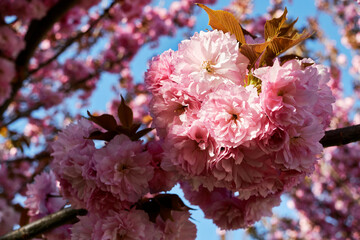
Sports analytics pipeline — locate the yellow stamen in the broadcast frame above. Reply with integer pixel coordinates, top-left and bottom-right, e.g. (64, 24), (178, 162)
(202, 61), (214, 73)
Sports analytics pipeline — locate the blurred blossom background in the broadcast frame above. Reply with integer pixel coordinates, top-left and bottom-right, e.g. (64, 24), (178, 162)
(0, 0), (360, 239)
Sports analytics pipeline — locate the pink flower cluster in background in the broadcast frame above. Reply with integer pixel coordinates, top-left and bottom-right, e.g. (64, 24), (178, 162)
(2, 0), (360, 238)
(145, 29), (335, 229)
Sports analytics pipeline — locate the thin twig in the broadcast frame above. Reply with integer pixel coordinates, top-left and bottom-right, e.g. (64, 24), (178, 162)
(28, 0), (117, 76)
(1, 103), (43, 127)
(0, 72), (99, 128)
(5, 151), (50, 164)
(0, 208), (87, 240)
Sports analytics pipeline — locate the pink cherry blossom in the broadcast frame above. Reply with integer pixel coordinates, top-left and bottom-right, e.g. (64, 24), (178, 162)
(0, 0), (48, 21)
(174, 30), (249, 99)
(146, 140), (179, 193)
(0, 25), (25, 58)
(51, 118), (97, 209)
(210, 149), (283, 199)
(199, 85), (264, 148)
(0, 1), (343, 238)
(255, 58), (333, 128)
(0, 163), (24, 200)
(257, 123), (288, 154)
(25, 170), (66, 217)
(156, 210), (197, 240)
(162, 121), (216, 178)
(350, 55), (360, 76)
(109, 0), (151, 22)
(181, 182), (281, 230)
(92, 209), (162, 240)
(274, 116), (324, 173)
(145, 49), (176, 95)
(149, 82), (201, 138)
(0, 199), (20, 235)
(71, 213), (98, 240)
(94, 135), (154, 203)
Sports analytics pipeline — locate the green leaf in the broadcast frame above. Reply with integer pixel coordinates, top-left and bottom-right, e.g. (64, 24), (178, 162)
(196, 3), (246, 44)
(118, 95), (133, 129)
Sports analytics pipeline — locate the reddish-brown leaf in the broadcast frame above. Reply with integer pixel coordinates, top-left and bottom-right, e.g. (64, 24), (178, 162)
(196, 3), (246, 44)
(240, 42), (269, 69)
(264, 7), (288, 40)
(86, 130), (117, 141)
(115, 125), (131, 136)
(279, 18), (299, 37)
(130, 127), (154, 141)
(118, 95), (133, 129)
(130, 123), (142, 135)
(87, 111), (117, 131)
(259, 31), (312, 66)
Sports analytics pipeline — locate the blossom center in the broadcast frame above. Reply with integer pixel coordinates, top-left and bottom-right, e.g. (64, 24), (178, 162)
(116, 230), (127, 240)
(174, 104), (187, 115)
(202, 61), (214, 73)
(290, 135), (301, 144)
(116, 163), (129, 172)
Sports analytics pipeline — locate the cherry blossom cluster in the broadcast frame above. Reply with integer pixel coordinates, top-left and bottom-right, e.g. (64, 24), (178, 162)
(145, 29), (335, 229)
(2, 0), (359, 238)
(25, 171), (71, 239)
(0, 0), (215, 132)
(248, 62), (360, 239)
(1, 0), (220, 237)
(50, 118), (195, 239)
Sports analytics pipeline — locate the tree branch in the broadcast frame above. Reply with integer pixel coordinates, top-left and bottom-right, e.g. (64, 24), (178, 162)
(28, 0), (117, 76)
(0, 0), (80, 120)
(6, 151), (50, 165)
(0, 208), (87, 240)
(1, 102), (43, 127)
(321, 124), (360, 148)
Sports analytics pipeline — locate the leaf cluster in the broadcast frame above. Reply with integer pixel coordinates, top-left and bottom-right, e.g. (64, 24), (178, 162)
(197, 4), (313, 70)
(86, 96), (153, 142)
